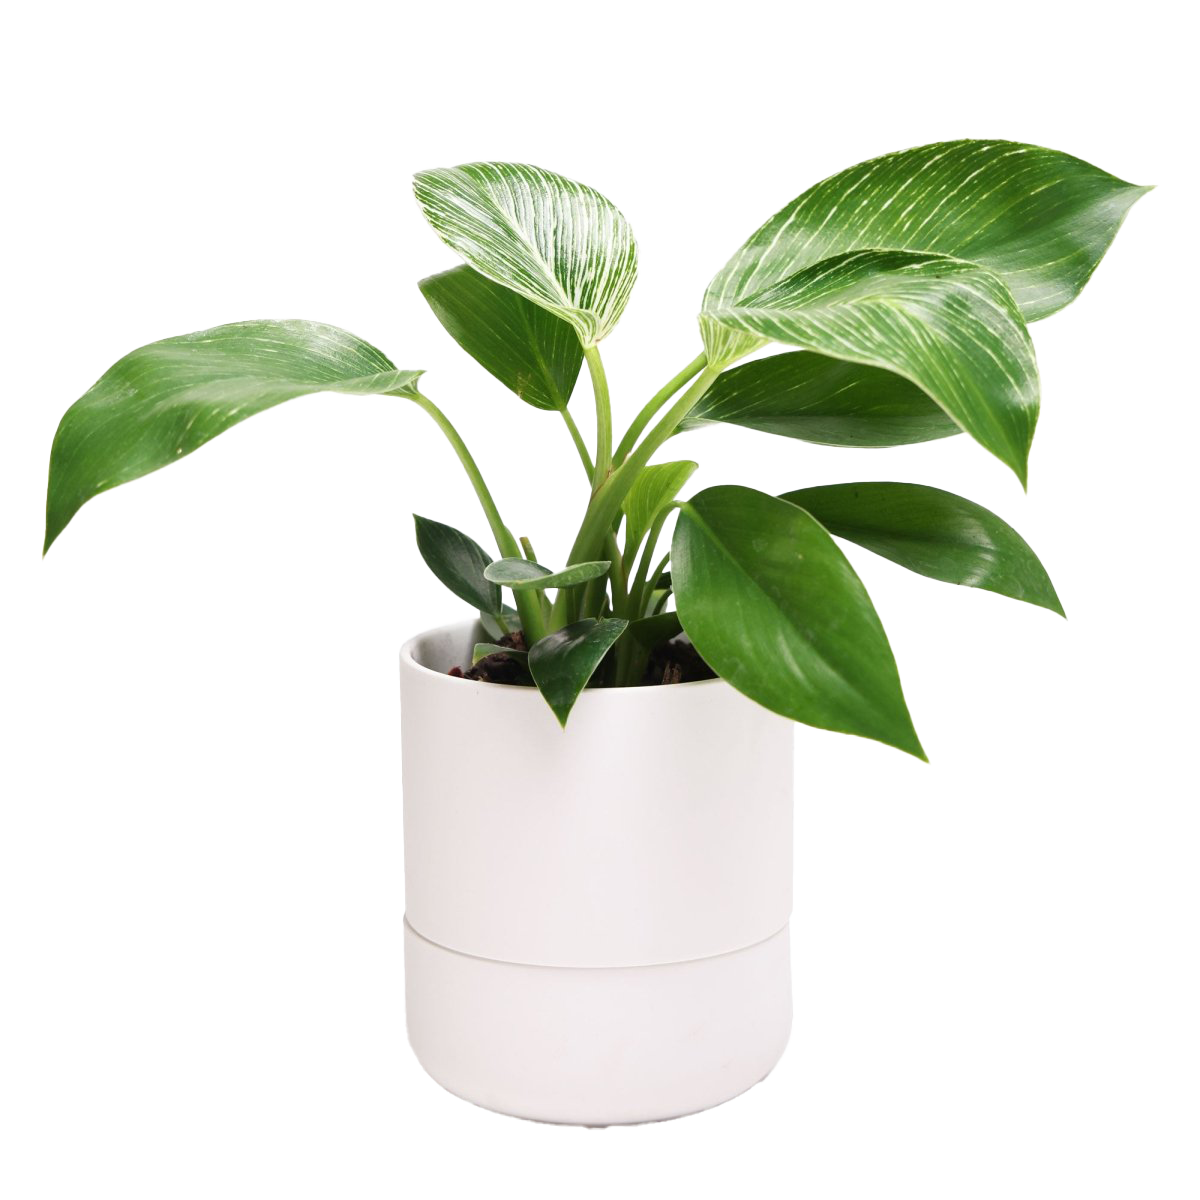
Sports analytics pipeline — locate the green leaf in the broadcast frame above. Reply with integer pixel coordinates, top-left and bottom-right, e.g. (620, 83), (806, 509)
(682, 351), (959, 447)
(413, 162), (638, 346)
(478, 607), (517, 641)
(673, 485), (924, 758)
(781, 482), (1064, 615)
(44, 320), (422, 553)
(622, 460), (698, 551)
(414, 515), (501, 615)
(528, 618), (628, 726)
(472, 642), (529, 665)
(701, 138), (1148, 364)
(483, 558), (611, 591)
(705, 251), (1038, 485)
(627, 611), (682, 647)
(419, 265), (583, 411)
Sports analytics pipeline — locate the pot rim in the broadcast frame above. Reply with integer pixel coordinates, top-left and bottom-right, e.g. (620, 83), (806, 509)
(401, 618), (725, 701)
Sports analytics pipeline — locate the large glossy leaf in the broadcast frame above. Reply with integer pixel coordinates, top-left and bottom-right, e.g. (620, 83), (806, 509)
(706, 250), (1038, 484)
(414, 515), (502, 614)
(622, 460), (698, 551)
(701, 138), (1148, 364)
(781, 482), (1063, 615)
(413, 162), (637, 346)
(45, 320), (422, 553)
(682, 350), (959, 447)
(484, 558), (610, 591)
(528, 618), (628, 726)
(419, 265), (582, 411)
(673, 485), (923, 758)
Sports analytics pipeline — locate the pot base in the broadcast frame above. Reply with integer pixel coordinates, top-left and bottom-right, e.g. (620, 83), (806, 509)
(404, 919), (792, 1126)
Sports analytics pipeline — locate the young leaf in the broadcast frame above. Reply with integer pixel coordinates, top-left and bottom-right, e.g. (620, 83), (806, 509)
(414, 515), (502, 615)
(472, 643), (529, 665)
(413, 162), (638, 346)
(483, 557), (610, 591)
(682, 351), (959, 447)
(528, 618), (628, 726)
(419, 265), (583, 411)
(701, 139), (1149, 365)
(478, 607), (518, 641)
(44, 321), (422, 553)
(781, 482), (1064, 615)
(705, 251), (1038, 485)
(673, 485), (924, 758)
(622, 461), (698, 552)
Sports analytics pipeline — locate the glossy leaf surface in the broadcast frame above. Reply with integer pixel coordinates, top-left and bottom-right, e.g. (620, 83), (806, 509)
(702, 139), (1148, 364)
(705, 251), (1038, 484)
(414, 515), (501, 615)
(683, 350), (959, 447)
(622, 460), (698, 551)
(45, 321), (421, 552)
(782, 482), (1064, 614)
(673, 485), (923, 757)
(413, 162), (637, 346)
(419, 265), (582, 411)
(528, 618), (628, 726)
(484, 557), (610, 591)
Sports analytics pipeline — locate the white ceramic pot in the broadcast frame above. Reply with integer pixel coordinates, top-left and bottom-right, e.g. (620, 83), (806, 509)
(400, 620), (794, 1125)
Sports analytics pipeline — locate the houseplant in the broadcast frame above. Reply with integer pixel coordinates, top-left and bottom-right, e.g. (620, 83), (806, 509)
(44, 141), (1146, 1124)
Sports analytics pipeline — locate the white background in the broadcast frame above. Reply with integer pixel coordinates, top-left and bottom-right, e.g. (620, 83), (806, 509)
(2, 3), (1195, 1197)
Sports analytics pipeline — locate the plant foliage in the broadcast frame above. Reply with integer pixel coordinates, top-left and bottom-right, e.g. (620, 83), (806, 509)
(45, 143), (1146, 751)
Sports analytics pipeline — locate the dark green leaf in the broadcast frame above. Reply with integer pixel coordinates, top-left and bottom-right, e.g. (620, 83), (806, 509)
(419, 265), (583, 411)
(622, 460), (698, 551)
(528, 618), (628, 726)
(484, 557), (610, 590)
(782, 482), (1064, 615)
(702, 139), (1148, 364)
(472, 642), (529, 665)
(705, 251), (1038, 484)
(683, 351), (959, 447)
(627, 611), (682, 647)
(45, 320), (422, 553)
(673, 485), (924, 758)
(414, 515), (502, 614)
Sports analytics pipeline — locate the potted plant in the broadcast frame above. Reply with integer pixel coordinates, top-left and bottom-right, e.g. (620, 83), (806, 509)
(44, 140), (1146, 1125)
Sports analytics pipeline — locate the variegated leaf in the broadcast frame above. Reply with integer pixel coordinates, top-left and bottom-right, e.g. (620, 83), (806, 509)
(413, 162), (637, 346)
(706, 250), (1038, 484)
(701, 139), (1148, 364)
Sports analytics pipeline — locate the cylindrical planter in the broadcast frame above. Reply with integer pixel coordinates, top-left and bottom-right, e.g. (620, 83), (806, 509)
(400, 620), (794, 1125)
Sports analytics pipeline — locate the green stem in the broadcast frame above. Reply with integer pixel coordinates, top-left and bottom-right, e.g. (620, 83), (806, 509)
(628, 506), (671, 617)
(560, 407), (594, 478)
(550, 364), (722, 628)
(584, 344), (612, 489)
(613, 351), (707, 465)
(410, 392), (545, 642)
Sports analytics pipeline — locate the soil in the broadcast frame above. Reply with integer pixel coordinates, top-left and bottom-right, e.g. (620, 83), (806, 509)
(448, 630), (716, 688)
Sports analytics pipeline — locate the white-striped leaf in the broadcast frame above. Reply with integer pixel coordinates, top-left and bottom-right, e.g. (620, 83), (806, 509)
(707, 250), (1038, 484)
(45, 321), (422, 552)
(701, 139), (1148, 365)
(413, 162), (637, 347)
